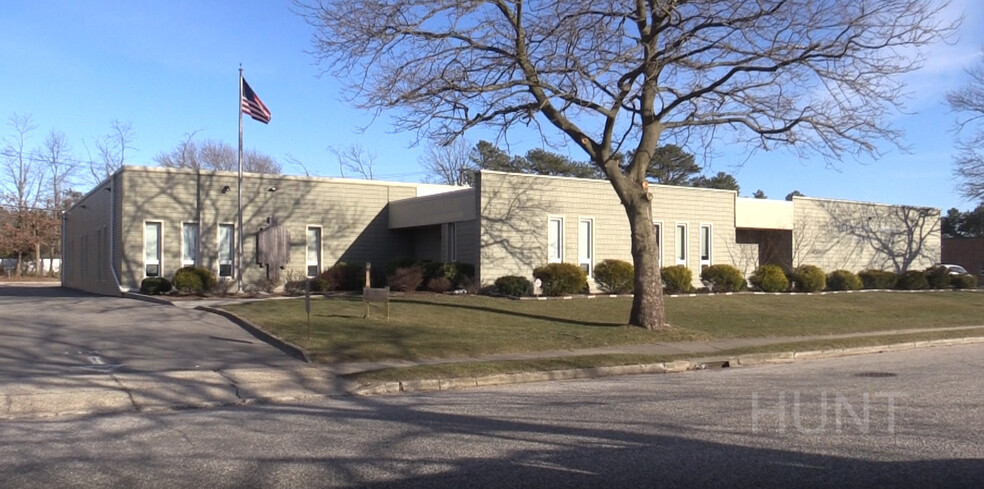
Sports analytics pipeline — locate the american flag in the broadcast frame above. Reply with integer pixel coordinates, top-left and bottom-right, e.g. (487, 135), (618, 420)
(241, 78), (271, 124)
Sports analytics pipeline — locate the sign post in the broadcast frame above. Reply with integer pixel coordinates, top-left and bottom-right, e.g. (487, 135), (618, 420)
(305, 279), (311, 342)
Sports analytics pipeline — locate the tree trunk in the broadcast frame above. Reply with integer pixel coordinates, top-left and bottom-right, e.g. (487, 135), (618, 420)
(15, 253), (23, 277)
(624, 195), (668, 330)
(34, 242), (42, 277)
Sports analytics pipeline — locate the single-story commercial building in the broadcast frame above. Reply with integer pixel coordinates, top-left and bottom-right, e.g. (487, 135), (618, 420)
(62, 166), (941, 295)
(942, 237), (984, 284)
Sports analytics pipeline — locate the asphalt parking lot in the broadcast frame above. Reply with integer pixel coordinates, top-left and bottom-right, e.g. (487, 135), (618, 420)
(0, 283), (301, 379)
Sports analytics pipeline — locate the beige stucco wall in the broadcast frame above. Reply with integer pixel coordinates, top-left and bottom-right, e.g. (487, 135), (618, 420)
(111, 166), (453, 291)
(475, 171), (737, 287)
(61, 173), (123, 295)
(735, 197), (794, 229)
(792, 196), (941, 273)
(389, 189), (475, 229)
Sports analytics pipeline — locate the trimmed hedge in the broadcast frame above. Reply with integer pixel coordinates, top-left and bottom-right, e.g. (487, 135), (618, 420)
(661, 265), (693, 294)
(827, 270), (862, 291)
(172, 266), (217, 294)
(592, 259), (634, 294)
(700, 264), (746, 292)
(140, 277), (172, 295)
(791, 265), (826, 292)
(896, 270), (928, 290)
(925, 266), (951, 289)
(859, 269), (898, 290)
(750, 264), (789, 292)
(951, 273), (978, 289)
(494, 275), (531, 297)
(533, 263), (588, 296)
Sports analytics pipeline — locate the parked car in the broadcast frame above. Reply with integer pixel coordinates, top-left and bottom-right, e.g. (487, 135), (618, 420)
(940, 264), (971, 275)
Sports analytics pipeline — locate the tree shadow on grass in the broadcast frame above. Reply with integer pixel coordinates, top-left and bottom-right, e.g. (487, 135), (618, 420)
(389, 297), (628, 328)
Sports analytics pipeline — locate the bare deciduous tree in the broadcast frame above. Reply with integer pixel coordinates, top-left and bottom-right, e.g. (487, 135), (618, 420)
(330, 144), (376, 179)
(2, 113), (42, 210)
(298, 0), (954, 329)
(420, 138), (474, 185)
(948, 52), (984, 202)
(91, 119), (136, 181)
(39, 129), (77, 210)
(156, 136), (282, 174)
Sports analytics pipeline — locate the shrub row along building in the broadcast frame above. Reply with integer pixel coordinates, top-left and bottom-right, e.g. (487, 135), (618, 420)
(62, 166), (941, 295)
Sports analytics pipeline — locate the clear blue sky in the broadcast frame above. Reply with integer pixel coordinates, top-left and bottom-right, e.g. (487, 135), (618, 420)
(1, 0), (981, 211)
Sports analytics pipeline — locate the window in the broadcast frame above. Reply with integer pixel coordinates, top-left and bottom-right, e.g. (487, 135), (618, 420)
(653, 222), (663, 267)
(182, 223), (199, 266)
(675, 223), (687, 266)
(446, 222), (457, 262)
(700, 224), (712, 269)
(218, 224), (234, 278)
(578, 218), (593, 276)
(145, 222), (162, 277)
(306, 226), (322, 277)
(547, 217), (563, 263)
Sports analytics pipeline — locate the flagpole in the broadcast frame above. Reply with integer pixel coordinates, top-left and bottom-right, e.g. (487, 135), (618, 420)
(237, 65), (245, 294)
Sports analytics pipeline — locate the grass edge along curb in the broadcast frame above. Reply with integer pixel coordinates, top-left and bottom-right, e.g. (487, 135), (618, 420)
(343, 335), (984, 396)
(196, 306), (312, 363)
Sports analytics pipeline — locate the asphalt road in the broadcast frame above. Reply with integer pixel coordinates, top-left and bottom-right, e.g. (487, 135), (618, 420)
(0, 284), (300, 378)
(1, 342), (982, 488)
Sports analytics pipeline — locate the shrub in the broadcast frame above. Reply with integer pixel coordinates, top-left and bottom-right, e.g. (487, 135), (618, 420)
(925, 266), (951, 289)
(140, 277), (172, 295)
(592, 259), (634, 294)
(826, 270), (862, 291)
(660, 265), (693, 294)
(283, 279), (319, 296)
(458, 275), (480, 294)
(750, 264), (789, 292)
(494, 275), (531, 296)
(319, 263), (364, 291)
(533, 263), (588, 296)
(453, 262), (476, 282)
(791, 265), (826, 292)
(896, 270), (928, 290)
(858, 269), (898, 290)
(386, 257), (418, 275)
(387, 266), (424, 292)
(172, 266), (217, 294)
(427, 276), (452, 293)
(420, 261), (475, 286)
(700, 264), (747, 292)
(951, 273), (978, 289)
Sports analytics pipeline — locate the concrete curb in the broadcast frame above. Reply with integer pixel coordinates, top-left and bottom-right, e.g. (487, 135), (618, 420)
(196, 306), (311, 363)
(344, 336), (984, 396)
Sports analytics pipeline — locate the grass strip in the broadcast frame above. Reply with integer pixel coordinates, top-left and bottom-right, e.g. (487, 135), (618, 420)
(344, 327), (984, 383)
(222, 291), (984, 363)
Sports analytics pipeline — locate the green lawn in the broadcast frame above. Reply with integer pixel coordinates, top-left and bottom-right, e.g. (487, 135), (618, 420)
(221, 291), (984, 364)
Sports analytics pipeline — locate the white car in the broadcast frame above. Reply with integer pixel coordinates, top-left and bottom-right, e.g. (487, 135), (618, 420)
(940, 264), (971, 275)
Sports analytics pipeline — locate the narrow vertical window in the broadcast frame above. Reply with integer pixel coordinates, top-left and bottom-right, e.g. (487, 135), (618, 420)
(218, 224), (234, 278)
(446, 222), (457, 262)
(676, 223), (687, 266)
(145, 222), (161, 277)
(548, 217), (563, 263)
(182, 223), (199, 266)
(700, 224), (712, 269)
(578, 219), (593, 276)
(306, 226), (322, 277)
